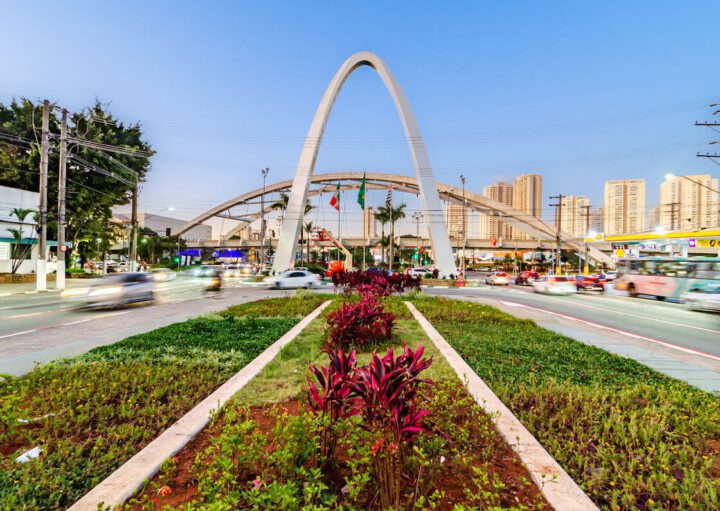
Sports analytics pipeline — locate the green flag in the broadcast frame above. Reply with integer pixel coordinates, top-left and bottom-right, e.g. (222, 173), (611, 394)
(357, 173), (366, 209)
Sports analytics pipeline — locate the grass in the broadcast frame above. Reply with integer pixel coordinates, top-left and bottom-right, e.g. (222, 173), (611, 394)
(412, 296), (720, 511)
(0, 294), (327, 510)
(122, 303), (548, 510)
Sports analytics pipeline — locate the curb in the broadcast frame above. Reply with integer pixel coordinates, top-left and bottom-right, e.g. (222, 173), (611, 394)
(68, 300), (332, 511)
(405, 301), (599, 511)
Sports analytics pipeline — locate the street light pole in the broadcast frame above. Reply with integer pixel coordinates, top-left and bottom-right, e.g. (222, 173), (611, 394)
(260, 167), (269, 265)
(460, 175), (467, 275)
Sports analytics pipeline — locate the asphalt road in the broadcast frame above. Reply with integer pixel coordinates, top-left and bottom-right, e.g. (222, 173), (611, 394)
(0, 278), (292, 376)
(427, 283), (720, 392)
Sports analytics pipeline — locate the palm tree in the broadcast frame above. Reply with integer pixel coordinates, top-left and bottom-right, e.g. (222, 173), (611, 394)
(303, 221), (314, 265)
(269, 192), (314, 265)
(386, 204), (406, 270)
(373, 207), (391, 263)
(8, 208), (38, 274)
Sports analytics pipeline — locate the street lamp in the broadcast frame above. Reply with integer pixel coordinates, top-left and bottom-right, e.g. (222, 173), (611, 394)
(260, 167), (270, 265)
(460, 175), (467, 275)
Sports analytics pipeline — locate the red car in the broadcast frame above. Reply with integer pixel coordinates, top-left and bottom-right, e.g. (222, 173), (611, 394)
(574, 275), (605, 292)
(515, 271), (540, 285)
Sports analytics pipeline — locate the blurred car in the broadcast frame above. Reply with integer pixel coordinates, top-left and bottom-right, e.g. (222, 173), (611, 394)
(264, 270), (322, 289)
(82, 273), (155, 308)
(574, 275), (604, 292)
(600, 271), (618, 281)
(224, 265), (242, 278)
(150, 268), (177, 282)
(239, 264), (255, 275)
(515, 271), (540, 286)
(532, 275), (577, 295)
(407, 267), (432, 277)
(193, 265), (215, 277)
(485, 271), (509, 286)
(681, 283), (720, 312)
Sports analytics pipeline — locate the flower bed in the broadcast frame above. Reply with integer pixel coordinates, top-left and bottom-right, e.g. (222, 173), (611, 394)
(0, 294), (327, 510)
(122, 312), (550, 510)
(412, 296), (720, 511)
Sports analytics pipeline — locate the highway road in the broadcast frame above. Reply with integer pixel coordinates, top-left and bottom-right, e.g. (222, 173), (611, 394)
(427, 283), (720, 393)
(0, 278), (283, 376)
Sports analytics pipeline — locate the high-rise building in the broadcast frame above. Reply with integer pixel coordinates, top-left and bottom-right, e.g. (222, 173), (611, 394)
(479, 181), (513, 240)
(659, 174), (719, 230)
(512, 174), (543, 239)
(648, 206), (660, 231)
(554, 195), (590, 238)
(363, 207), (377, 238)
(589, 207), (604, 234)
(604, 179), (646, 235)
(446, 203), (468, 240)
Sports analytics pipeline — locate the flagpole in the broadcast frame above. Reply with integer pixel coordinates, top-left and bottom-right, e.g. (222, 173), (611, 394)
(337, 186), (341, 263)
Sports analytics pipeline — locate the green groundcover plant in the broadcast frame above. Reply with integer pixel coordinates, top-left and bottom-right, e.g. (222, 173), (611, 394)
(0, 294), (326, 510)
(413, 296), (720, 511)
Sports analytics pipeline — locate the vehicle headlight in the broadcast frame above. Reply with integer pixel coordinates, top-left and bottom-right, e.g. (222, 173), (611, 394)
(61, 287), (89, 298)
(88, 286), (123, 297)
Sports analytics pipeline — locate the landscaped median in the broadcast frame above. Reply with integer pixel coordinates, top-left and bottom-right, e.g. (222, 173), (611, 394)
(0, 294), (328, 510)
(117, 275), (554, 510)
(412, 296), (720, 511)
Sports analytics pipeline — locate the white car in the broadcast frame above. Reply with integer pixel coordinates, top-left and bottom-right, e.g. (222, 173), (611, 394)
(681, 283), (720, 312)
(485, 272), (509, 286)
(224, 265), (242, 278)
(264, 270), (321, 289)
(532, 276), (577, 295)
(150, 268), (177, 282)
(82, 273), (155, 308)
(407, 267), (432, 277)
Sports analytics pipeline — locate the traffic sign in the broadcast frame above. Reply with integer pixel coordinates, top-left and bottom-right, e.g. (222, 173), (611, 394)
(60, 245), (68, 252)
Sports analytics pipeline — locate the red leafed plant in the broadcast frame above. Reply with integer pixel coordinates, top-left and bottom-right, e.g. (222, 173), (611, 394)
(308, 349), (360, 467)
(325, 295), (395, 349)
(332, 270), (421, 297)
(307, 343), (434, 509)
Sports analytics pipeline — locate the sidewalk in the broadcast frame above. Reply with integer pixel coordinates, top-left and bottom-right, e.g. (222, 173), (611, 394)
(0, 278), (99, 297)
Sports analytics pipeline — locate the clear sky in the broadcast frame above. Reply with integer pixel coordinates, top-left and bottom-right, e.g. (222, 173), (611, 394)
(2, 1), (718, 236)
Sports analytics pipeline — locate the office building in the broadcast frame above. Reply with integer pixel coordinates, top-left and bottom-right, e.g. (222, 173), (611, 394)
(446, 203), (468, 240)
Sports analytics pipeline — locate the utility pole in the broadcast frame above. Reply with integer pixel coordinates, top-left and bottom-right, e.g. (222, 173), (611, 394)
(36, 100), (50, 291)
(260, 167), (269, 265)
(130, 179), (139, 271)
(549, 194), (565, 274)
(460, 174), (467, 276)
(56, 108), (68, 290)
(666, 201), (680, 231)
(580, 204), (590, 276)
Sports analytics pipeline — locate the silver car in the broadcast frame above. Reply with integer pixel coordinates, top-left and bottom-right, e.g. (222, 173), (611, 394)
(682, 283), (720, 312)
(83, 273), (155, 308)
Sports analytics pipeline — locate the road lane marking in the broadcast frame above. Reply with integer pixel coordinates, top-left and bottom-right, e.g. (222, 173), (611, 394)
(0, 329), (37, 339)
(498, 299), (720, 362)
(62, 318), (93, 326)
(499, 301), (526, 307)
(6, 308), (74, 320)
(529, 294), (719, 334)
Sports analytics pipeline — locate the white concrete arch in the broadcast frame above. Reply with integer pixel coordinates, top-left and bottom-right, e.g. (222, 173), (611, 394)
(270, 51), (458, 276)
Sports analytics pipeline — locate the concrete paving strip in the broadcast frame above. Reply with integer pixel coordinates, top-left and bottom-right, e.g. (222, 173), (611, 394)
(68, 299), (331, 511)
(405, 301), (599, 511)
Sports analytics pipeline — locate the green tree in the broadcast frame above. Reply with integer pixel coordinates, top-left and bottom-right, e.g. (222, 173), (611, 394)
(303, 221), (314, 266)
(0, 98), (154, 267)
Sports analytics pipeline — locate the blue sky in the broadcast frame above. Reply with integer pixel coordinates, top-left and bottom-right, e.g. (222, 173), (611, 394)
(2, 1), (718, 235)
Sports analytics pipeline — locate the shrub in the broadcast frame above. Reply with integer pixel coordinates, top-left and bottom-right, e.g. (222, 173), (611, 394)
(332, 270), (421, 297)
(307, 343), (434, 509)
(325, 295), (395, 349)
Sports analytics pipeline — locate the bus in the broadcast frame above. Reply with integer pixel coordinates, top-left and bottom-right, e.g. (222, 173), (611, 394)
(613, 257), (720, 300)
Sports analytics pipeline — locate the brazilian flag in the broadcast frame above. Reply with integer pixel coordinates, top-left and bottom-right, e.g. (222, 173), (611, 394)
(357, 173), (366, 209)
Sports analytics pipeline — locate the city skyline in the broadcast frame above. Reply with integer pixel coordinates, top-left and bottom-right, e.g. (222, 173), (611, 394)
(3, 2), (719, 231)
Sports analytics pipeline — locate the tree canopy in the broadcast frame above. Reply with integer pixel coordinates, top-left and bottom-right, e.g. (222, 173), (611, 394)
(0, 98), (154, 263)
